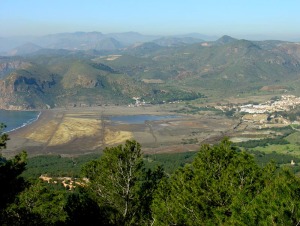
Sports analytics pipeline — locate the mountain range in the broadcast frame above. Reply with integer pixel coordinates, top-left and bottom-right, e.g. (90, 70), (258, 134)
(1, 33), (300, 110)
(0, 31), (217, 54)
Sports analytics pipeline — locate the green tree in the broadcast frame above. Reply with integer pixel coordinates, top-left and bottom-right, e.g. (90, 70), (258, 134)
(0, 123), (67, 226)
(229, 169), (300, 225)
(0, 123), (9, 152)
(82, 140), (165, 225)
(0, 151), (28, 226)
(6, 181), (68, 225)
(64, 191), (112, 226)
(0, 123), (28, 225)
(151, 138), (276, 225)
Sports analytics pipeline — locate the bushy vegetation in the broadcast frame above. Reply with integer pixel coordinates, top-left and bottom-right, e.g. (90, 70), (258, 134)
(143, 89), (205, 104)
(248, 149), (300, 166)
(237, 137), (290, 148)
(22, 146), (300, 179)
(23, 151), (197, 179)
(22, 154), (101, 179)
(236, 126), (293, 149)
(280, 106), (300, 121)
(171, 104), (222, 115)
(144, 151), (197, 173)
(2, 123), (300, 225)
(151, 139), (300, 225)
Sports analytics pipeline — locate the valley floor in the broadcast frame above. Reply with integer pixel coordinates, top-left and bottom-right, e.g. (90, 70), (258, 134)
(3, 104), (237, 157)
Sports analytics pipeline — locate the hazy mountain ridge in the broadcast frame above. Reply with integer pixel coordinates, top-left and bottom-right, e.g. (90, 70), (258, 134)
(153, 37), (204, 47)
(1, 35), (300, 109)
(101, 36), (300, 93)
(0, 31), (217, 54)
(6, 43), (42, 56)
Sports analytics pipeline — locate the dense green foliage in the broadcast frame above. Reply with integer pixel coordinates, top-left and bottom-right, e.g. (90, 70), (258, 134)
(171, 104), (222, 115)
(237, 136), (290, 148)
(4, 181), (68, 225)
(152, 139), (300, 225)
(144, 151), (197, 173)
(21, 140), (299, 179)
(2, 129), (300, 225)
(22, 151), (197, 179)
(280, 106), (300, 121)
(0, 124), (28, 224)
(0, 123), (9, 150)
(82, 140), (165, 225)
(143, 90), (205, 104)
(237, 126), (293, 148)
(22, 154), (101, 179)
(249, 149), (300, 166)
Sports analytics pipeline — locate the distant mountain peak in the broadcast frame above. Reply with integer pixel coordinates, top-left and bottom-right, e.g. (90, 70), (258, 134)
(216, 35), (238, 44)
(94, 37), (123, 50)
(7, 42), (42, 56)
(153, 37), (204, 46)
(132, 42), (161, 49)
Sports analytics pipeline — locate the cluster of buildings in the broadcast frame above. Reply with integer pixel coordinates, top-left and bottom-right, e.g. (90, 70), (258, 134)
(127, 97), (183, 107)
(214, 95), (300, 127)
(128, 97), (146, 107)
(240, 95), (300, 114)
(215, 95), (300, 115)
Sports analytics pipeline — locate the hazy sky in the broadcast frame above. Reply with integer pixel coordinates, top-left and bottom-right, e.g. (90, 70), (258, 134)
(1, 0), (300, 40)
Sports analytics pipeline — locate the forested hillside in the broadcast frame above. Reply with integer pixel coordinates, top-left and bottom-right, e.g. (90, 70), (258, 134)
(1, 124), (300, 225)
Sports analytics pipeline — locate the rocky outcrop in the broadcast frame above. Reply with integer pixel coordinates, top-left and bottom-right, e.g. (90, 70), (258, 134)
(12, 75), (55, 93)
(280, 43), (300, 61)
(0, 72), (57, 110)
(0, 61), (31, 78)
(63, 74), (100, 89)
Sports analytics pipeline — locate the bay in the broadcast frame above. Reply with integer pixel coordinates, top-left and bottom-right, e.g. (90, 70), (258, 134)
(0, 110), (40, 133)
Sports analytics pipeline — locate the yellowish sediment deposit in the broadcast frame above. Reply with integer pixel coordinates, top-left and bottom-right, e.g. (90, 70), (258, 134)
(26, 120), (59, 143)
(25, 112), (132, 147)
(48, 117), (101, 146)
(105, 129), (133, 146)
(26, 115), (101, 146)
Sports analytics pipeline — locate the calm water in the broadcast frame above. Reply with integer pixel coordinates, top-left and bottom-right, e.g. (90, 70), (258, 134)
(0, 110), (40, 132)
(109, 115), (179, 124)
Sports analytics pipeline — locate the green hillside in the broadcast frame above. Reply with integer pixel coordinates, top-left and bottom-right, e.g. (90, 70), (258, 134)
(1, 37), (300, 109)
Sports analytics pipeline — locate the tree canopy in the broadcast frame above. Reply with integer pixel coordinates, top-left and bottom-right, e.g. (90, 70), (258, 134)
(0, 123), (28, 225)
(82, 140), (165, 225)
(152, 138), (300, 225)
(1, 133), (300, 225)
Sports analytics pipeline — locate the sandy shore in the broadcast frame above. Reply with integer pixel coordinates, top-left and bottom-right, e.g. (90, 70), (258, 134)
(8, 110), (54, 137)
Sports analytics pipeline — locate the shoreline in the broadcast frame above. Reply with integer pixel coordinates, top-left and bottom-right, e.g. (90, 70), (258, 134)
(6, 111), (42, 134)
(8, 110), (53, 137)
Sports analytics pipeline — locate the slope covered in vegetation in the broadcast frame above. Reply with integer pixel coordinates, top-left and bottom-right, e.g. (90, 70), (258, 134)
(2, 122), (300, 225)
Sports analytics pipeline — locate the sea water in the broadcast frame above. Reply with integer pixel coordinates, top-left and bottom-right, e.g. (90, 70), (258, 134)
(0, 110), (40, 133)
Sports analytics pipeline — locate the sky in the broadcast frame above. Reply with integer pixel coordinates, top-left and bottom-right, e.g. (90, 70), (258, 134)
(1, 0), (300, 40)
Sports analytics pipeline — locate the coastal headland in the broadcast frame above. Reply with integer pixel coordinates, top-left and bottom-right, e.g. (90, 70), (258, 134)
(3, 105), (237, 157)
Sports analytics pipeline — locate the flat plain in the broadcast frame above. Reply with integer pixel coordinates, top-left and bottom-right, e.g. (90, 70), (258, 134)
(4, 104), (237, 157)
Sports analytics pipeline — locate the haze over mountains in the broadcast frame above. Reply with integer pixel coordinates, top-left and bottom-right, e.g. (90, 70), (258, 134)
(1, 31), (300, 110)
(0, 32), (218, 54)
